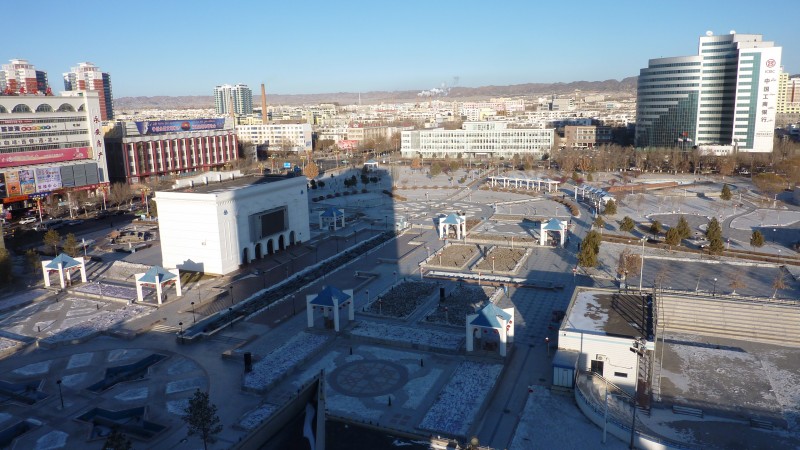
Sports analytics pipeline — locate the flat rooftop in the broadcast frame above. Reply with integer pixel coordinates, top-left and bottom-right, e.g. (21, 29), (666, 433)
(563, 289), (650, 339)
(167, 174), (297, 195)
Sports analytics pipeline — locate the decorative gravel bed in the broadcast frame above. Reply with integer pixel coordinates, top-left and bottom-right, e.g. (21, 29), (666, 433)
(473, 247), (528, 273)
(243, 332), (331, 391)
(366, 281), (435, 318)
(238, 403), (280, 430)
(418, 361), (503, 437)
(430, 244), (479, 269)
(39, 302), (151, 345)
(73, 282), (152, 301)
(424, 285), (496, 327)
(350, 321), (463, 351)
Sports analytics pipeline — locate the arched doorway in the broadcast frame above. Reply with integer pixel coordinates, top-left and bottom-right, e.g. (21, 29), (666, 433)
(242, 248), (250, 264)
(267, 239), (274, 255)
(278, 235), (285, 251)
(290, 231), (296, 246)
(255, 243), (262, 259)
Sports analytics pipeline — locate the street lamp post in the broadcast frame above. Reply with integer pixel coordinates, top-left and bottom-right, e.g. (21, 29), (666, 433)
(638, 238), (645, 292)
(629, 339), (646, 449)
(713, 278), (718, 297)
(190, 301), (196, 323)
(228, 307), (234, 329)
(491, 256), (495, 273)
(178, 322), (183, 343)
(56, 379), (64, 409)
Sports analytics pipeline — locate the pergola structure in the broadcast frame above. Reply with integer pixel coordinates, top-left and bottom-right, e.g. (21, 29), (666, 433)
(487, 176), (559, 192)
(135, 266), (182, 304)
(319, 207), (345, 231)
(41, 253), (87, 288)
(540, 218), (568, 247)
(466, 303), (515, 356)
(306, 285), (354, 332)
(575, 185), (614, 204)
(438, 213), (467, 240)
(364, 159), (379, 171)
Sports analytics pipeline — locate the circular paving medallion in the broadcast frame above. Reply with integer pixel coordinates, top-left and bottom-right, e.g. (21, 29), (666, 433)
(329, 360), (408, 397)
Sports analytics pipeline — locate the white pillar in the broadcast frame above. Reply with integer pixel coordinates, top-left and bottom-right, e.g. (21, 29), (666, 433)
(57, 263), (65, 288)
(345, 290), (355, 321)
(155, 282), (163, 305)
(333, 302), (340, 332)
(41, 262), (51, 287)
(135, 280), (144, 303)
(540, 224), (546, 246)
(306, 295), (315, 328)
(171, 269), (182, 296)
(499, 327), (507, 357)
(79, 260), (87, 283)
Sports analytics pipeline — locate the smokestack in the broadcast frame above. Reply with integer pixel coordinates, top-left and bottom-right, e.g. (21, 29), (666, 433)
(261, 83), (268, 124)
(229, 92), (235, 119)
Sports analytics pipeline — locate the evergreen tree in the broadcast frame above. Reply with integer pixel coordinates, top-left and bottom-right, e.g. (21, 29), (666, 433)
(593, 216), (605, 230)
(63, 233), (80, 258)
(675, 216), (691, 240)
(0, 248), (12, 284)
(619, 216), (635, 232)
(706, 218), (722, 241)
(183, 389), (223, 450)
(603, 199), (617, 215)
(664, 228), (682, 247)
(43, 229), (61, 255)
(578, 230), (602, 268)
(720, 184), (732, 201)
(708, 237), (725, 255)
(649, 220), (662, 237)
(103, 428), (132, 450)
(750, 230), (765, 248)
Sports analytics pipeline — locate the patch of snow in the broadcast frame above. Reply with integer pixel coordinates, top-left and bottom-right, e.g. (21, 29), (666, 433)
(167, 359), (199, 376)
(35, 430), (68, 450)
(326, 391), (383, 422)
(0, 412), (11, 424)
(239, 403), (279, 430)
(0, 289), (47, 311)
(0, 337), (23, 352)
(760, 350), (800, 430)
(114, 387), (149, 401)
(291, 351), (340, 388)
(402, 368), (442, 410)
(60, 372), (87, 387)
(166, 399), (189, 416)
(13, 360), (51, 376)
(419, 361), (502, 436)
(66, 353), (93, 369)
(243, 332), (330, 391)
(107, 348), (147, 362)
(165, 377), (204, 394)
(350, 322), (462, 351)
(564, 291), (607, 333)
(39, 303), (150, 344)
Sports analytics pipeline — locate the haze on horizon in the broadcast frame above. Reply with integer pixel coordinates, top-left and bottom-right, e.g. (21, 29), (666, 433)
(4, 0), (798, 98)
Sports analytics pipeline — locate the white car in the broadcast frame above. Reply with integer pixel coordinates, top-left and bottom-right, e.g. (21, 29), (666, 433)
(18, 217), (36, 225)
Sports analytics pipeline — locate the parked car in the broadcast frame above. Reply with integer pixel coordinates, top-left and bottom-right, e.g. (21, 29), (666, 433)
(18, 217), (36, 225)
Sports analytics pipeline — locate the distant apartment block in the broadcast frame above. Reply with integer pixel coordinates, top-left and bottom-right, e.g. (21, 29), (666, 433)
(63, 62), (114, 121)
(236, 122), (312, 152)
(564, 125), (612, 149)
(636, 31), (782, 153)
(0, 59), (48, 95)
(346, 124), (388, 142)
(214, 84), (253, 116)
(549, 97), (575, 111)
(401, 122), (554, 159)
(777, 69), (800, 114)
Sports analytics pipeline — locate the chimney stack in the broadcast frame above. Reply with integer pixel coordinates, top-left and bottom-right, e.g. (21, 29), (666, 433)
(261, 83), (268, 124)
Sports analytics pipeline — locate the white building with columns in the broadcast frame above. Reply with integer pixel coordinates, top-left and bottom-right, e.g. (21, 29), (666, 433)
(401, 121), (554, 159)
(155, 172), (310, 275)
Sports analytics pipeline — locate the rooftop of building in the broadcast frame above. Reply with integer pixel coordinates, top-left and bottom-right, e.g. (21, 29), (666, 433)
(164, 172), (301, 195)
(562, 288), (652, 340)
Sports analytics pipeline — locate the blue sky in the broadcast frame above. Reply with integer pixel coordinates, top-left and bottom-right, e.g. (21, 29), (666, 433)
(4, 0), (798, 97)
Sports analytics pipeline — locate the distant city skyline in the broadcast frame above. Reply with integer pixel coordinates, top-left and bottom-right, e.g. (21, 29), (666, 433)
(4, 0), (798, 97)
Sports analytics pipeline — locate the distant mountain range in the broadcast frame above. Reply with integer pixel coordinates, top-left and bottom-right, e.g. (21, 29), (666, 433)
(114, 76), (638, 110)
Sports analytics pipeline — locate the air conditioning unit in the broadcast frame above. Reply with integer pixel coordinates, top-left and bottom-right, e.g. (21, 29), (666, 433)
(595, 354), (606, 361)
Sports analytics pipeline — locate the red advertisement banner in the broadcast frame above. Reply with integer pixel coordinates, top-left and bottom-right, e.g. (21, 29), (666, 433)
(0, 147), (91, 168)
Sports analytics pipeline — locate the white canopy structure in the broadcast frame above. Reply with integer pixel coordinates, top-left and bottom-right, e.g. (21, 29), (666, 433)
(319, 207), (345, 231)
(488, 176), (559, 192)
(41, 253), (87, 288)
(364, 159), (379, 171)
(135, 266), (182, 304)
(306, 285), (354, 332)
(540, 218), (568, 247)
(466, 302), (515, 356)
(575, 185), (614, 204)
(438, 213), (467, 240)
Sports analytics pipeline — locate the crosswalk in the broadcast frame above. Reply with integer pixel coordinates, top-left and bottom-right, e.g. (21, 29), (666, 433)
(150, 324), (180, 334)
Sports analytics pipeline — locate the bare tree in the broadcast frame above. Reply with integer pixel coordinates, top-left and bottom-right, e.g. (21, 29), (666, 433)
(772, 271), (786, 298)
(729, 273), (746, 295)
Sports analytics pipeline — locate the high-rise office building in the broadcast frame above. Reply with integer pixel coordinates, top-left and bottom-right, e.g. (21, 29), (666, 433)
(636, 32), (782, 153)
(63, 62), (114, 121)
(0, 59), (48, 95)
(214, 83), (253, 116)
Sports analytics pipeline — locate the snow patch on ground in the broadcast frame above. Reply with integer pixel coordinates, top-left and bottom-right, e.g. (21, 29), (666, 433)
(291, 351), (340, 388)
(0, 336), (23, 352)
(107, 348), (148, 362)
(166, 359), (200, 376)
(39, 303), (150, 344)
(402, 368), (442, 410)
(13, 360), (51, 376)
(60, 372), (87, 387)
(165, 377), (204, 394)
(0, 289), (47, 311)
(419, 361), (502, 436)
(0, 412), (11, 424)
(114, 387), (149, 401)
(66, 352), (93, 369)
(350, 322), (462, 350)
(35, 430), (68, 450)
(243, 332), (330, 391)
(166, 399), (189, 416)
(238, 403), (279, 430)
(760, 350), (800, 430)
(327, 391), (383, 423)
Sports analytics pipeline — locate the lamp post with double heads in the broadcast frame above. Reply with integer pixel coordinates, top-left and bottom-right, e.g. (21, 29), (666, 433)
(638, 238), (646, 293)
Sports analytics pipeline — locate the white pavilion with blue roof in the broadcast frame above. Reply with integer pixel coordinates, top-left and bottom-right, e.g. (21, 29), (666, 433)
(540, 218), (568, 247)
(318, 207), (345, 231)
(135, 266), (182, 304)
(437, 213), (467, 240)
(41, 253), (87, 288)
(467, 302), (515, 356)
(306, 285), (354, 332)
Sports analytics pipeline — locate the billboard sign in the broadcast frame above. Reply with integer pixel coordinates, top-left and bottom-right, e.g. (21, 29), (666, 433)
(35, 167), (62, 192)
(4, 171), (20, 196)
(283, 162), (292, 168)
(0, 173), (5, 198)
(18, 169), (36, 195)
(0, 146), (91, 168)
(135, 118), (226, 135)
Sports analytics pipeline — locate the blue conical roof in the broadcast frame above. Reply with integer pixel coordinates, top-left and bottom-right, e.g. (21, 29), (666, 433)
(309, 285), (351, 307)
(470, 303), (512, 328)
(45, 253), (81, 270)
(138, 266), (177, 284)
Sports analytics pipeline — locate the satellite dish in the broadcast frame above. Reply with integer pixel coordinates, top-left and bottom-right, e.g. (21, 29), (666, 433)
(705, 30), (713, 36)
(729, 30), (736, 34)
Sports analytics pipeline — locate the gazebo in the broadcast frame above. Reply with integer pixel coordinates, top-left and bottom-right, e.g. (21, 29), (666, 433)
(466, 303), (515, 356)
(319, 207), (345, 231)
(135, 266), (182, 304)
(540, 218), (568, 247)
(364, 159), (379, 171)
(41, 253), (87, 288)
(438, 213), (467, 240)
(306, 285), (354, 332)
